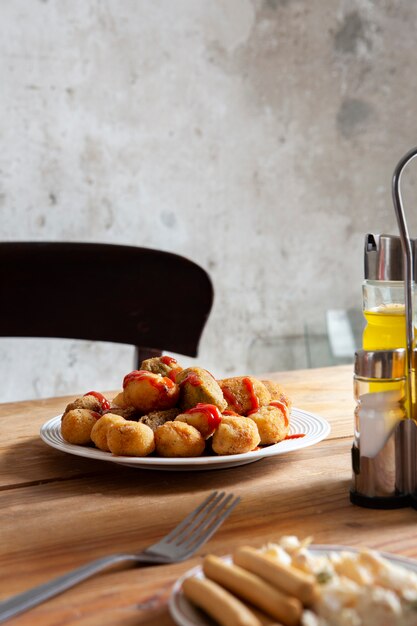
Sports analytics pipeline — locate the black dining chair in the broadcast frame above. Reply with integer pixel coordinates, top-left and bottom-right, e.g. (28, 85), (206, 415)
(0, 242), (214, 368)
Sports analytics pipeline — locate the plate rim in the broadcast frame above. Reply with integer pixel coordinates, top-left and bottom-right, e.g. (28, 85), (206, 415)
(40, 406), (331, 469)
(169, 545), (417, 626)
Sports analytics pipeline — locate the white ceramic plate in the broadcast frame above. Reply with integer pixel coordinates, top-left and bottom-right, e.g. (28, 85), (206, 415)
(169, 546), (417, 626)
(40, 407), (330, 471)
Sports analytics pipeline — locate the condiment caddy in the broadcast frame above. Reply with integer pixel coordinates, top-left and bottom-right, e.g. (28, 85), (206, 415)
(351, 147), (417, 509)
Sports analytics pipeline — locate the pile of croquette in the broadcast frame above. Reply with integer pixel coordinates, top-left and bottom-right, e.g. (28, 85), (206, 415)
(60, 356), (292, 458)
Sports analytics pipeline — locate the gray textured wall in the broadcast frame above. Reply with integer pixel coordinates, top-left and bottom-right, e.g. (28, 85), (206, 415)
(1, 0), (417, 401)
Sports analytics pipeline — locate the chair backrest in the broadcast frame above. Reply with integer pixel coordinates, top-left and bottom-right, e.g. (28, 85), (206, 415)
(0, 242), (214, 367)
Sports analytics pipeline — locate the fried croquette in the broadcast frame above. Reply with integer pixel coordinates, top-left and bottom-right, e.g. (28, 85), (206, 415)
(211, 416), (260, 455)
(154, 421), (205, 457)
(139, 408), (181, 432)
(140, 355), (183, 381)
(83, 391), (111, 411)
(111, 391), (127, 408)
(261, 380), (292, 410)
(122, 370), (180, 412)
(176, 367), (227, 412)
(175, 403), (222, 439)
(246, 405), (289, 445)
(90, 413), (127, 451)
(218, 377), (271, 416)
(107, 421), (155, 457)
(63, 395), (102, 417)
(61, 409), (101, 445)
(103, 406), (140, 420)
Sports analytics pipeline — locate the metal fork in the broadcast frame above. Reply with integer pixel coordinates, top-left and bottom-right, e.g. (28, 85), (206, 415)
(0, 490), (240, 624)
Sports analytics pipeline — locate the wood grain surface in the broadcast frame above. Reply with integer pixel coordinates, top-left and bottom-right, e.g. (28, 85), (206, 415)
(2, 364), (417, 626)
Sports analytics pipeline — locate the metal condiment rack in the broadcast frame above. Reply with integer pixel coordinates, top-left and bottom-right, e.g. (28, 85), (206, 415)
(392, 146), (417, 498)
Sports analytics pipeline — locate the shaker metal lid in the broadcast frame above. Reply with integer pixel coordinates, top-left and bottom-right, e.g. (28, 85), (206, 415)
(354, 348), (406, 379)
(364, 234), (407, 280)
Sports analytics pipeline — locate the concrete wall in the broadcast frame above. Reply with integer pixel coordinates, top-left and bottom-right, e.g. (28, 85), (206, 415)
(1, 0), (417, 401)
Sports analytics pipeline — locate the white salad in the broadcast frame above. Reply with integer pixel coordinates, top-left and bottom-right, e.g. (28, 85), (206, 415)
(264, 536), (417, 626)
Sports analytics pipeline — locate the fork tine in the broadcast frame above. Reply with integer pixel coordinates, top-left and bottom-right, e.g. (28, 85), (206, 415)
(178, 495), (241, 557)
(158, 491), (220, 544)
(172, 492), (232, 545)
(164, 491), (227, 544)
(178, 494), (241, 551)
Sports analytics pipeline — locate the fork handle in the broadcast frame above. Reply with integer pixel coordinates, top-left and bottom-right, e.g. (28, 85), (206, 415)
(0, 553), (138, 624)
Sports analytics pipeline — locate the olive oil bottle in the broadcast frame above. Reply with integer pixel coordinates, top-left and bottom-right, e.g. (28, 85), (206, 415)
(362, 234), (416, 351)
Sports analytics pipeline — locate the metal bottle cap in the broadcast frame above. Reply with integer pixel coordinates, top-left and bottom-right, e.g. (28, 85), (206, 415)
(364, 233), (417, 280)
(354, 349), (406, 379)
(364, 234), (406, 280)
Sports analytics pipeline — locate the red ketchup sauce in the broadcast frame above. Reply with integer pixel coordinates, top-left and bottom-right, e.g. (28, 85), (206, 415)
(222, 409), (240, 416)
(160, 356), (178, 366)
(269, 400), (289, 427)
(242, 377), (260, 412)
(222, 378), (259, 414)
(178, 372), (202, 387)
(185, 403), (222, 429)
(221, 387), (243, 414)
(161, 357), (183, 383)
(123, 370), (176, 390)
(168, 369), (182, 383)
(83, 391), (111, 411)
(268, 400), (303, 439)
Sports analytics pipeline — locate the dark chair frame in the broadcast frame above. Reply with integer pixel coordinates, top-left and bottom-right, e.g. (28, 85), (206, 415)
(0, 242), (214, 368)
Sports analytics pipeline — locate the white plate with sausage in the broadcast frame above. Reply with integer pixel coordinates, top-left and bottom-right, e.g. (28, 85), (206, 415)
(169, 546), (417, 626)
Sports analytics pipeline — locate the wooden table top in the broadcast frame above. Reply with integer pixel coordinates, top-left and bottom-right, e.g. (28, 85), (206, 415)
(2, 364), (417, 625)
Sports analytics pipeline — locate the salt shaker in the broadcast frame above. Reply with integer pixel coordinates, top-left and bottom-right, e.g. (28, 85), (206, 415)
(350, 348), (409, 508)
